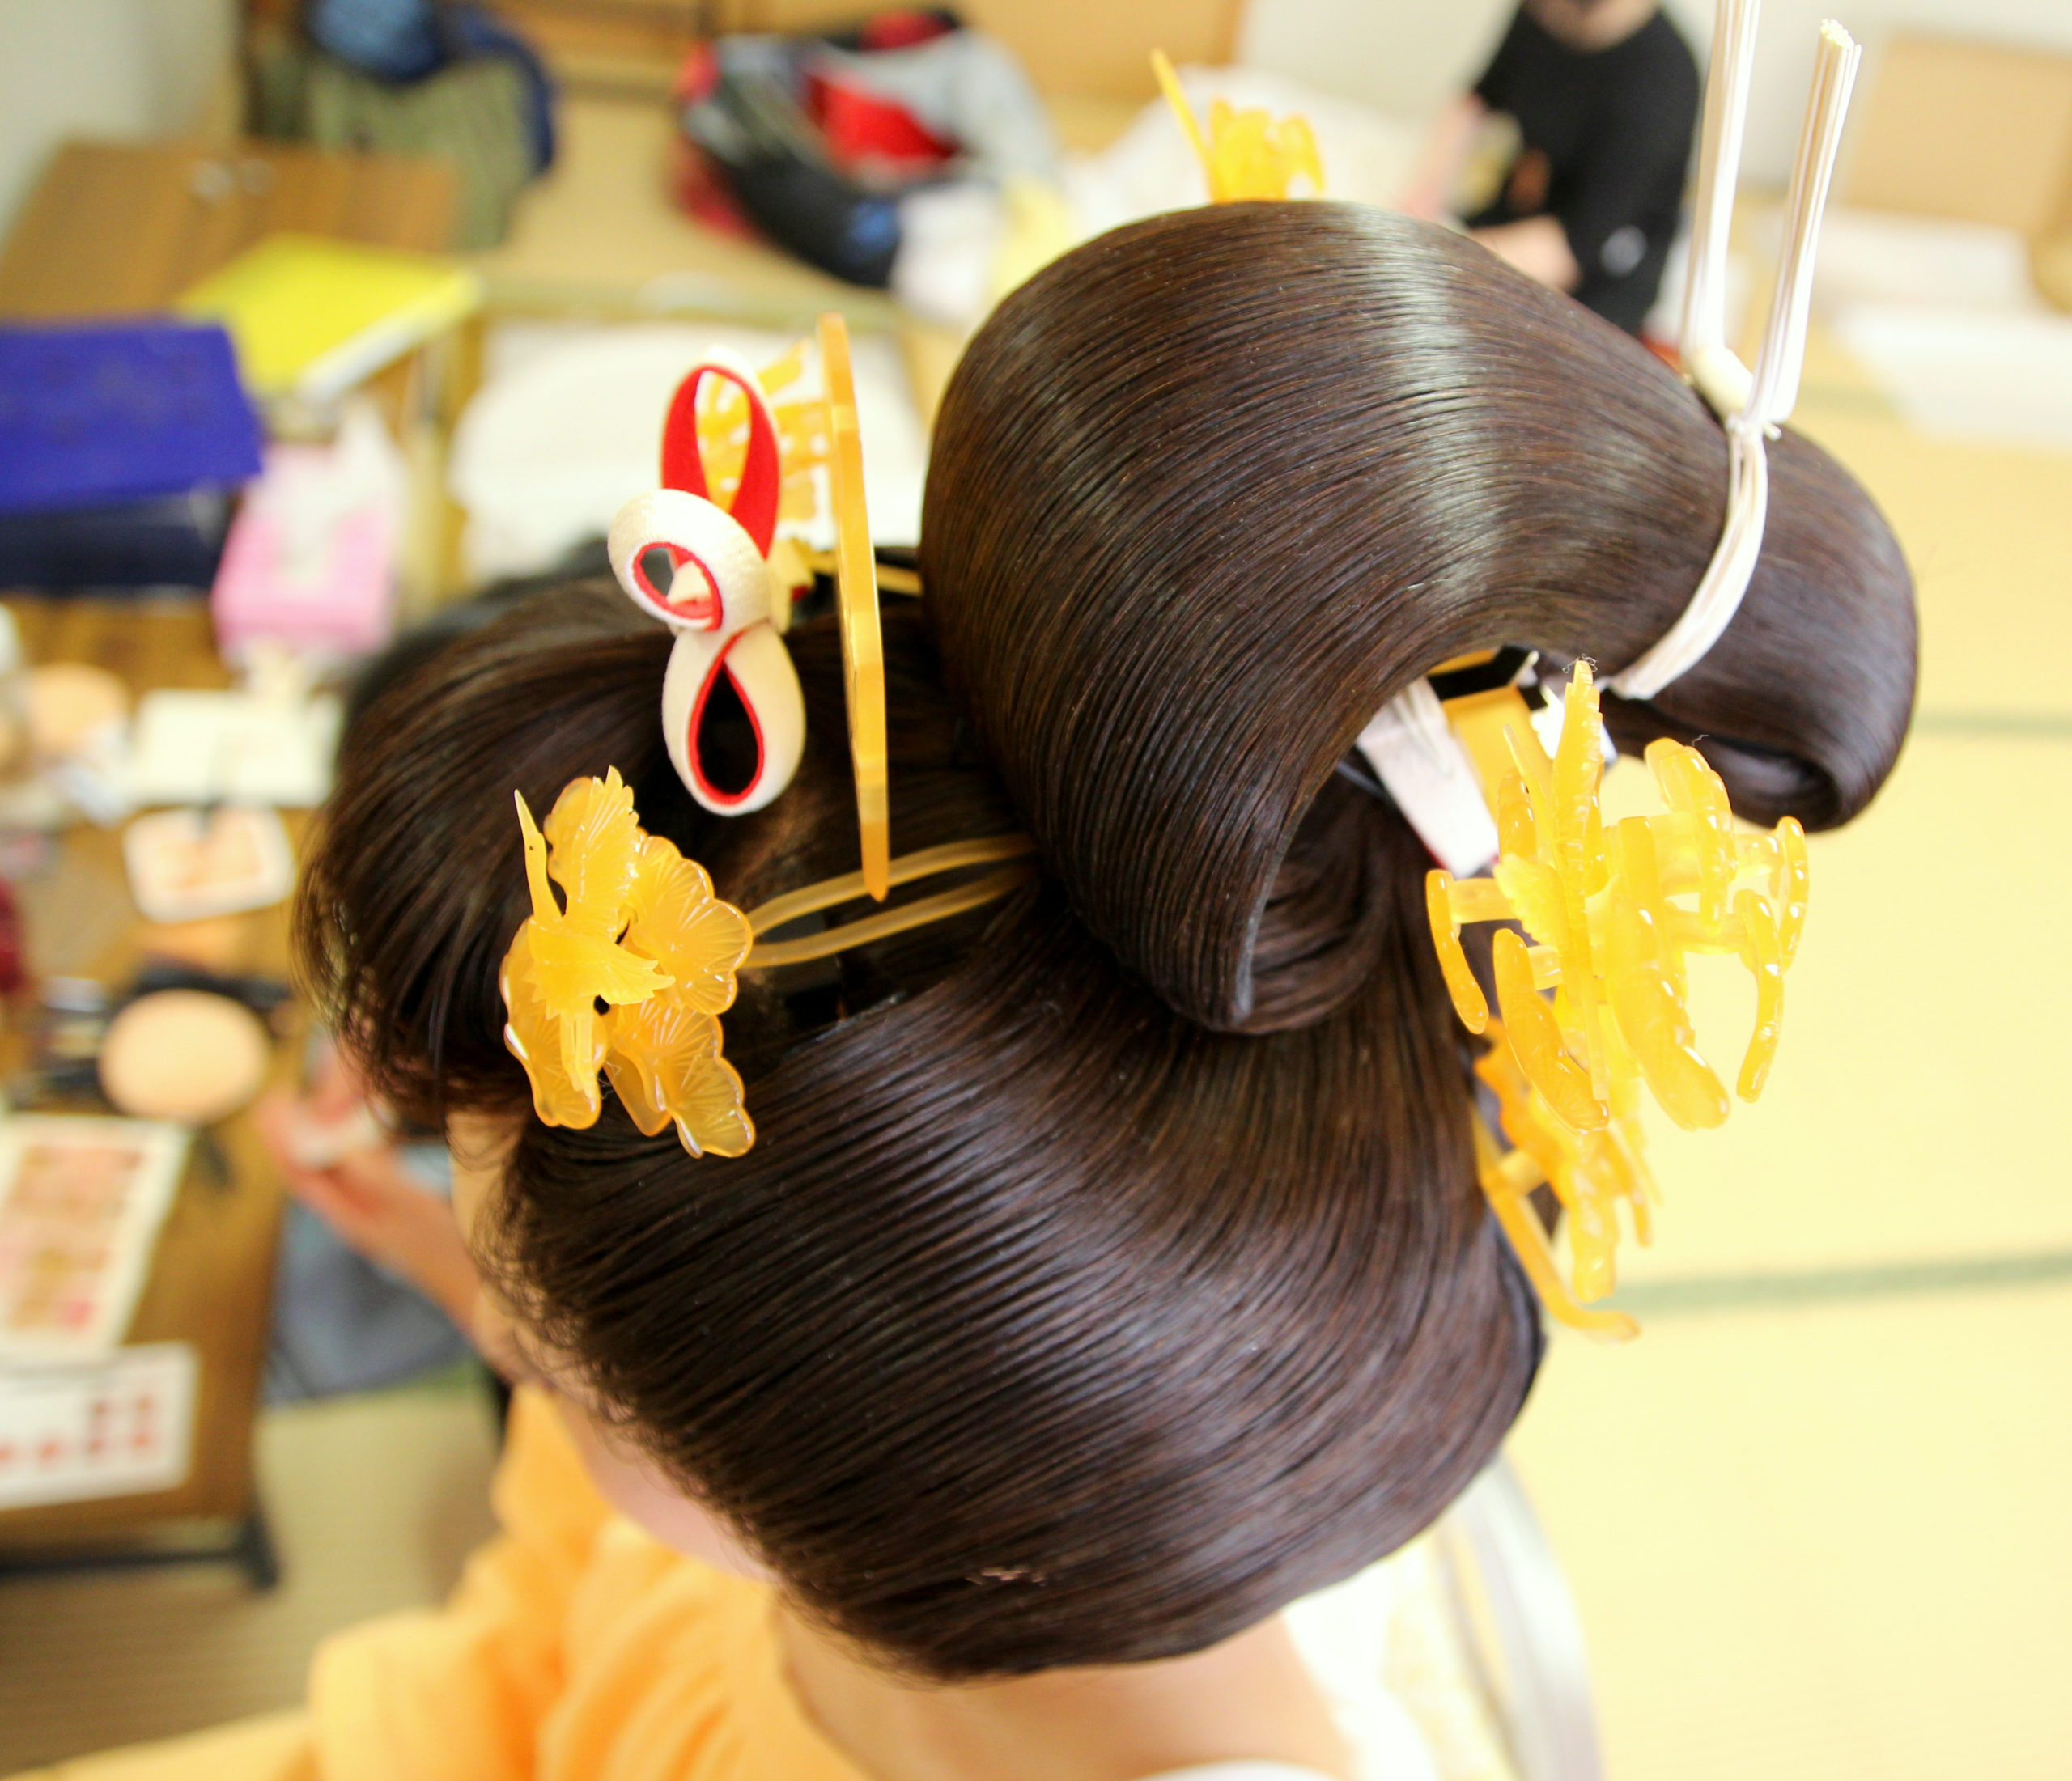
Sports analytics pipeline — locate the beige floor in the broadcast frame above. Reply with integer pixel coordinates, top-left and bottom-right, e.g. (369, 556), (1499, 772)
(4, 87), (2065, 1781)
(0, 1385), (499, 1775)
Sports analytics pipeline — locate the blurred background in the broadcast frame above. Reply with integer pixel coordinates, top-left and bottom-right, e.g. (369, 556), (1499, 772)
(0, 2), (2065, 1779)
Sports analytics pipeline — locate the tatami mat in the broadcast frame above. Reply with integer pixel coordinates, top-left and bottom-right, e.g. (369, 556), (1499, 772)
(0, 1385), (498, 1775)
(1589, 730), (2072, 1283)
(1515, 328), (2072, 1778)
(1509, 1283), (2072, 1781)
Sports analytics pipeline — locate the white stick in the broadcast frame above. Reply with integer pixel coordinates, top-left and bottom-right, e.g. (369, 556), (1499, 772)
(1613, 18), (1862, 702)
(1680, 0), (1763, 378)
(1747, 23), (1862, 427)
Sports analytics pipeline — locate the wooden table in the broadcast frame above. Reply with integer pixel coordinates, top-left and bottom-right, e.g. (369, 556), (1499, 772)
(0, 138), (455, 316)
(0, 137), (476, 609)
(0, 597), (300, 1582)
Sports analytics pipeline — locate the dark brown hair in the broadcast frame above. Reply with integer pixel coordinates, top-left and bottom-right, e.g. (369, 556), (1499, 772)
(300, 203), (1913, 1680)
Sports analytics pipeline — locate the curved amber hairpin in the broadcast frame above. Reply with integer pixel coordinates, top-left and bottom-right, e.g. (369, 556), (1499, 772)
(1152, 49), (1325, 202)
(743, 835), (1038, 969)
(815, 311), (892, 905)
(1428, 662), (1808, 1339)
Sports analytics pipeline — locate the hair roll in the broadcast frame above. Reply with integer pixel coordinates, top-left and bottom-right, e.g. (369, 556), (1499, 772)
(923, 201), (1915, 1031)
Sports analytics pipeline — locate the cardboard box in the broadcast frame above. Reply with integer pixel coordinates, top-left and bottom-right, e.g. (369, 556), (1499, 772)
(736, 0), (1243, 99)
(1844, 33), (2072, 238)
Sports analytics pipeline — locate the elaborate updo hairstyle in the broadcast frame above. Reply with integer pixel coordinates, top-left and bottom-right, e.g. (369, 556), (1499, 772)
(301, 204), (1914, 1681)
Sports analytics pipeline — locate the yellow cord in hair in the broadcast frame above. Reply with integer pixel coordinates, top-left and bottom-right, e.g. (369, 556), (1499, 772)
(743, 835), (1038, 969)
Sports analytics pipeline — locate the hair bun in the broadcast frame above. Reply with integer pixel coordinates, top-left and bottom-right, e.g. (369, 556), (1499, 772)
(922, 204), (1913, 1031)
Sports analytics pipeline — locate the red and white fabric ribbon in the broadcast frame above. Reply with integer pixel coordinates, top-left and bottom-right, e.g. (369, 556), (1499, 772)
(607, 347), (806, 815)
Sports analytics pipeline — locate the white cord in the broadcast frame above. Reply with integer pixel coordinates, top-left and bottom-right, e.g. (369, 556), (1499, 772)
(1608, 17), (1861, 704)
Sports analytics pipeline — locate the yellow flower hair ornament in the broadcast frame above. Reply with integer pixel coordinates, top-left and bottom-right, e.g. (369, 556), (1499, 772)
(499, 770), (1041, 1160)
(1153, 49), (1324, 202)
(500, 769), (755, 1158)
(1427, 663), (1808, 1340)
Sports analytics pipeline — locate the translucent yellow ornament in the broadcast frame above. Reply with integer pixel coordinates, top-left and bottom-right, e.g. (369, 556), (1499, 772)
(499, 769), (755, 1157)
(1153, 49), (1324, 202)
(1427, 663), (1809, 1335)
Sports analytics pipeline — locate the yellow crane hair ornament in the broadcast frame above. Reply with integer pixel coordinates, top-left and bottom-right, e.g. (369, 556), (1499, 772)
(1427, 663), (1809, 1339)
(1152, 49), (1324, 202)
(500, 769), (755, 1158)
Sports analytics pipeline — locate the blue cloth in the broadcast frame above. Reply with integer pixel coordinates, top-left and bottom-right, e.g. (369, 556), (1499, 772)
(308, 0), (444, 81)
(305, 0), (556, 173)
(0, 321), (261, 519)
(447, 4), (558, 172)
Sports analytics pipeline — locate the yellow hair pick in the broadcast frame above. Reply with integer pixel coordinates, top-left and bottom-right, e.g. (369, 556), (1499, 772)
(817, 310), (892, 903)
(1427, 663), (1808, 1338)
(1152, 49), (1325, 203)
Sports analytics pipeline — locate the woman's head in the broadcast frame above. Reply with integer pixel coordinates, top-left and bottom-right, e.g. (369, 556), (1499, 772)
(300, 203), (1913, 1681)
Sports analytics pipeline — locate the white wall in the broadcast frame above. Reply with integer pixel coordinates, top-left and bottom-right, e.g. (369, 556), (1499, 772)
(1238, 0), (2072, 187)
(0, 0), (237, 237)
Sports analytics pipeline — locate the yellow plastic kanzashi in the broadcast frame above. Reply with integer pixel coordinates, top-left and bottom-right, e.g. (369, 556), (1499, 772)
(694, 340), (831, 623)
(1426, 663), (1810, 1335)
(500, 769), (755, 1158)
(817, 310), (891, 904)
(1153, 49), (1324, 202)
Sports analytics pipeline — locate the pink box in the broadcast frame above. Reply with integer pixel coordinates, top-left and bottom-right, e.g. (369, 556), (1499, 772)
(211, 433), (398, 662)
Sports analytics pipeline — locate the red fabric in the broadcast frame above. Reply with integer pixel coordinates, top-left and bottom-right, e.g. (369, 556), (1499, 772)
(672, 40), (720, 105)
(806, 70), (958, 173)
(669, 138), (763, 243)
(659, 364), (781, 560)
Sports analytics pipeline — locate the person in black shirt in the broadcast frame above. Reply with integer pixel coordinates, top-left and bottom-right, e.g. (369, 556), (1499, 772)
(1401, 0), (1700, 335)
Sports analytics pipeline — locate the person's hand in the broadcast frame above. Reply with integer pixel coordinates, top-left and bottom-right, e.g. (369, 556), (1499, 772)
(1399, 91), (1485, 222)
(254, 1082), (482, 1333)
(1471, 214), (1582, 291)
